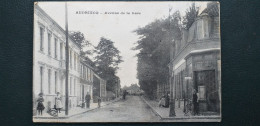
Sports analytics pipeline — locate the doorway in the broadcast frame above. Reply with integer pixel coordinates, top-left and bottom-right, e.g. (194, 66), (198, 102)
(194, 70), (218, 112)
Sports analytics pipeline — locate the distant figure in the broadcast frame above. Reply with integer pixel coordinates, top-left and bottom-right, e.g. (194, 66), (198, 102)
(97, 96), (101, 108)
(36, 93), (45, 116)
(55, 92), (63, 113)
(123, 90), (127, 100)
(193, 89), (199, 115)
(85, 93), (91, 108)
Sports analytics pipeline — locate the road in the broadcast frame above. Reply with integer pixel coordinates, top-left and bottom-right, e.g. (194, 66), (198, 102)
(66, 95), (161, 122)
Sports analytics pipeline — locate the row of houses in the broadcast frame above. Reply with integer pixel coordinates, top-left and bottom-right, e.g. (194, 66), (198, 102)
(157, 2), (221, 114)
(33, 5), (107, 112)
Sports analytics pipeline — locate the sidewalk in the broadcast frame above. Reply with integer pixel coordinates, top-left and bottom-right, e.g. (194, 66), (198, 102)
(33, 98), (120, 120)
(141, 96), (221, 121)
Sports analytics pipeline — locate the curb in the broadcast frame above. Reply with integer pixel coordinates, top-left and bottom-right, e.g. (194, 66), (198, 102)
(140, 96), (163, 119)
(33, 98), (120, 119)
(141, 96), (221, 121)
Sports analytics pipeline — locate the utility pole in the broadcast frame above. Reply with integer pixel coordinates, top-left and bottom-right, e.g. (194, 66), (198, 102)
(168, 6), (176, 117)
(65, 2), (69, 116)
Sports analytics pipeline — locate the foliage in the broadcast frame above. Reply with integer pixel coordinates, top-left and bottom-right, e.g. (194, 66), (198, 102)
(69, 31), (92, 56)
(122, 83), (140, 91)
(182, 3), (199, 29)
(93, 37), (123, 93)
(133, 11), (182, 98)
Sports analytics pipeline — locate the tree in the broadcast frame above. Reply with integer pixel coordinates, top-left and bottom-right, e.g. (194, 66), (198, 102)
(182, 3), (199, 29)
(94, 37), (123, 93)
(69, 31), (92, 57)
(133, 11), (181, 100)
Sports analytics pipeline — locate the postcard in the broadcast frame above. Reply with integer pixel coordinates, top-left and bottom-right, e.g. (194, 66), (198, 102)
(33, 1), (221, 122)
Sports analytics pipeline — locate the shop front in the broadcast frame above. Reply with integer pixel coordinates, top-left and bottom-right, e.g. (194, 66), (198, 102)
(185, 48), (220, 113)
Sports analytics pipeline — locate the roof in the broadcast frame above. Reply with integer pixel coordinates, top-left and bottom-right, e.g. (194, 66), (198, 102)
(200, 2), (219, 17)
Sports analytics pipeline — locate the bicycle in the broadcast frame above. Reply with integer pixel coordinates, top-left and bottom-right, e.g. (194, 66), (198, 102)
(47, 105), (58, 117)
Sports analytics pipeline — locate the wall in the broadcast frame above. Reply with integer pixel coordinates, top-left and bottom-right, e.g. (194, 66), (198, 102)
(33, 5), (81, 111)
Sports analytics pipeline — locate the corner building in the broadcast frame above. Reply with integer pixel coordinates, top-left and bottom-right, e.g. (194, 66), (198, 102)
(169, 3), (221, 114)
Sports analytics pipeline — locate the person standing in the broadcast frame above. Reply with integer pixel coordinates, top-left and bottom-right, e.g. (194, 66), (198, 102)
(85, 93), (91, 108)
(97, 96), (101, 108)
(192, 89), (199, 115)
(123, 90), (126, 100)
(165, 94), (170, 108)
(55, 92), (63, 113)
(36, 93), (45, 116)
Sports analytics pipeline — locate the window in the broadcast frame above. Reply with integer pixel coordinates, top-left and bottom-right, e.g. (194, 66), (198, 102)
(40, 66), (43, 93)
(196, 19), (209, 39)
(198, 86), (206, 100)
(70, 50), (72, 69)
(70, 77), (72, 95)
(54, 38), (57, 58)
(84, 67), (87, 79)
(55, 71), (57, 93)
(80, 65), (82, 78)
(60, 78), (64, 95)
(83, 66), (85, 79)
(203, 19), (209, 38)
(80, 85), (82, 100)
(74, 54), (76, 70)
(74, 78), (76, 95)
(87, 67), (89, 81)
(90, 70), (92, 82)
(60, 43), (63, 60)
(77, 57), (79, 72)
(48, 69), (51, 94)
(40, 27), (44, 51)
(48, 33), (51, 55)
(80, 65), (83, 78)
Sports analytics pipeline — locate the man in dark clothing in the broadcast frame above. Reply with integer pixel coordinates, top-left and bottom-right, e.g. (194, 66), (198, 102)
(165, 94), (170, 108)
(123, 90), (126, 100)
(192, 89), (199, 115)
(85, 93), (91, 108)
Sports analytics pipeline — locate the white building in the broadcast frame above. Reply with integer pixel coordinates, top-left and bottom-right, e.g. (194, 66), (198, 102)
(33, 5), (81, 111)
(93, 73), (107, 102)
(78, 58), (94, 105)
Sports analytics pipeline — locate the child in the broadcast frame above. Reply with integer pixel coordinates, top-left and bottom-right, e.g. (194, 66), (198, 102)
(55, 92), (63, 113)
(36, 93), (45, 116)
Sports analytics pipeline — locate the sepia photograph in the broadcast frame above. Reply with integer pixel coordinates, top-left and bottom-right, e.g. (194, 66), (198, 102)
(33, 1), (221, 122)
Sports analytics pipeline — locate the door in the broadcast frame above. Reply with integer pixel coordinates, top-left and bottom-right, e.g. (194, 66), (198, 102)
(194, 70), (218, 112)
(82, 85), (84, 102)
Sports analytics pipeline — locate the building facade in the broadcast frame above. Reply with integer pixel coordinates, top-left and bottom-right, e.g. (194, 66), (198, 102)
(33, 5), (84, 112)
(93, 74), (107, 102)
(78, 58), (94, 105)
(169, 3), (221, 114)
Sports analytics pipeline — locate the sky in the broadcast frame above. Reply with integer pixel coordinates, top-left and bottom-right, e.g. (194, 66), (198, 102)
(37, 1), (207, 87)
